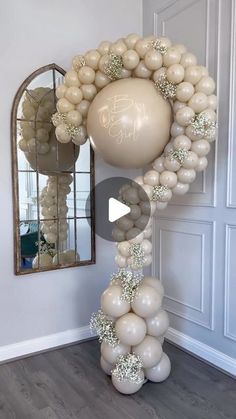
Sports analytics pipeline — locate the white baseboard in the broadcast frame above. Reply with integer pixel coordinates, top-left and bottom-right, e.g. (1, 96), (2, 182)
(0, 325), (96, 364)
(166, 327), (236, 377)
(1, 325), (235, 377)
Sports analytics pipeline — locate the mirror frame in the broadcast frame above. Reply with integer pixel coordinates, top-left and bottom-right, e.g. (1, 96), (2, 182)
(11, 63), (96, 275)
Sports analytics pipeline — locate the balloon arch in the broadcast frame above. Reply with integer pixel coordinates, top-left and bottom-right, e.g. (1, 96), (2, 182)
(51, 33), (217, 394)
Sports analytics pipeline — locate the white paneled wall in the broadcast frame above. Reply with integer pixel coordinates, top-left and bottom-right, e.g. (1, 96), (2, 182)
(144, 0), (236, 374)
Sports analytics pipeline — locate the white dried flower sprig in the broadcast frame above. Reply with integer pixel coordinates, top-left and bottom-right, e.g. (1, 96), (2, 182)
(155, 74), (176, 100)
(128, 244), (145, 269)
(111, 269), (143, 302)
(112, 353), (144, 384)
(167, 148), (189, 165)
(90, 310), (119, 346)
(191, 114), (216, 138)
(104, 53), (123, 80)
(151, 185), (169, 201)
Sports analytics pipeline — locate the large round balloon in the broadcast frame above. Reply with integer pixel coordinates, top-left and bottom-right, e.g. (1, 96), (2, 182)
(112, 370), (145, 394)
(132, 335), (163, 368)
(144, 352), (171, 382)
(115, 312), (147, 346)
(101, 341), (131, 364)
(101, 285), (130, 317)
(87, 78), (172, 168)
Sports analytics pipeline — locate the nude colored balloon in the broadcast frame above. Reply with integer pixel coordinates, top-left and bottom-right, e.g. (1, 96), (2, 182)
(142, 277), (164, 298)
(100, 356), (113, 375)
(131, 285), (162, 318)
(87, 78), (172, 168)
(101, 341), (130, 364)
(101, 285), (130, 317)
(146, 310), (170, 337)
(133, 335), (163, 368)
(115, 313), (147, 346)
(32, 253), (53, 269)
(144, 353), (171, 382)
(112, 370), (144, 394)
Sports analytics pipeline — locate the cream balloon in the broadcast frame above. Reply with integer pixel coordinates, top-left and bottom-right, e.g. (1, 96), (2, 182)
(146, 310), (170, 337)
(87, 78), (172, 168)
(131, 285), (162, 318)
(101, 341), (131, 364)
(142, 277), (164, 298)
(112, 370), (144, 394)
(32, 253), (53, 269)
(101, 285), (130, 317)
(100, 356), (113, 376)
(133, 335), (163, 368)
(115, 313), (147, 346)
(144, 353), (171, 382)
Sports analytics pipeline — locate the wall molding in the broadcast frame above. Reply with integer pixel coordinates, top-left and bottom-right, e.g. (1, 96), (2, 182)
(0, 325), (96, 364)
(224, 224), (236, 341)
(166, 327), (236, 377)
(152, 217), (215, 330)
(227, 0), (236, 208)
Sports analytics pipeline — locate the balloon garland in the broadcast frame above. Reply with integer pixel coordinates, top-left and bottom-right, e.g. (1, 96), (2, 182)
(51, 33), (217, 394)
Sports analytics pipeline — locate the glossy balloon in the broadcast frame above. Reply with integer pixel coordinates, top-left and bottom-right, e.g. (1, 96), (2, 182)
(87, 78), (172, 168)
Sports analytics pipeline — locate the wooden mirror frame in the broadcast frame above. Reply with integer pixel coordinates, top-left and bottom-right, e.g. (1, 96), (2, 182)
(11, 63), (95, 275)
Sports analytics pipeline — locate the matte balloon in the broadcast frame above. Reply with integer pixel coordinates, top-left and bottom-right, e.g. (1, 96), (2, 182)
(142, 277), (164, 298)
(87, 78), (172, 168)
(101, 285), (130, 317)
(115, 313), (147, 346)
(133, 335), (163, 368)
(101, 341), (131, 364)
(112, 371), (144, 394)
(100, 356), (113, 376)
(131, 285), (162, 318)
(144, 353), (171, 382)
(146, 310), (169, 337)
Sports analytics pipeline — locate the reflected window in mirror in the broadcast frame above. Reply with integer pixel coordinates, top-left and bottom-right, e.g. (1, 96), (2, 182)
(11, 64), (95, 275)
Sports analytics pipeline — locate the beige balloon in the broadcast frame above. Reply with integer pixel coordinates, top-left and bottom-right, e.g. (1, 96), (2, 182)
(100, 356), (113, 376)
(112, 370), (144, 394)
(133, 335), (163, 368)
(101, 285), (130, 318)
(87, 78), (172, 168)
(144, 352), (171, 382)
(146, 309), (170, 337)
(131, 285), (162, 318)
(26, 130), (79, 174)
(101, 341), (130, 364)
(142, 277), (164, 298)
(115, 313), (147, 346)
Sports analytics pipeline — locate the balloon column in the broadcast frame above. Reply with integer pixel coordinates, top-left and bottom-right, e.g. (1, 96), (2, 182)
(52, 33), (217, 394)
(18, 88), (80, 269)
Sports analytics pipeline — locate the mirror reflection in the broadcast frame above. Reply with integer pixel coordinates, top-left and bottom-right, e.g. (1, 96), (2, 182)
(12, 64), (95, 274)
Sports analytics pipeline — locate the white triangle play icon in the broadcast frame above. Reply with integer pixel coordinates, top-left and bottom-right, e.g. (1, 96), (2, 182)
(108, 198), (131, 222)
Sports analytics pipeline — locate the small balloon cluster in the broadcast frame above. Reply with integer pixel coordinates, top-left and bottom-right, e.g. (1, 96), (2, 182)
(18, 88), (54, 155)
(32, 174), (80, 269)
(91, 275), (171, 394)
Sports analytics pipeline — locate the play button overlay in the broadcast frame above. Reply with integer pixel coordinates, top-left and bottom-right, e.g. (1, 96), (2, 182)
(108, 198), (131, 222)
(86, 176), (151, 242)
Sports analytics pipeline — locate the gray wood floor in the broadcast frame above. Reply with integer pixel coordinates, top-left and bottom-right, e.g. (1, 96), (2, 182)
(0, 340), (235, 419)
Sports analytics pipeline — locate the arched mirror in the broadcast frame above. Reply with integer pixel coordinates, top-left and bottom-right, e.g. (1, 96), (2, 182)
(11, 63), (95, 275)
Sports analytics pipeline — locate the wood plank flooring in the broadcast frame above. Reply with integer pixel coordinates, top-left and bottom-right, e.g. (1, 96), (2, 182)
(0, 340), (235, 419)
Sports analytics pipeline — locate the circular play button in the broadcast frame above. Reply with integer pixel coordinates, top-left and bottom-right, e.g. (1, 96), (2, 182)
(86, 177), (151, 242)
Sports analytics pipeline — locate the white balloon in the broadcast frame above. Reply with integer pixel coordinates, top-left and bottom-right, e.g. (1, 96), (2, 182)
(146, 310), (169, 337)
(144, 353), (171, 382)
(133, 335), (163, 368)
(101, 285), (130, 318)
(115, 313), (147, 346)
(112, 370), (144, 394)
(101, 341), (130, 364)
(131, 285), (162, 318)
(142, 277), (164, 298)
(100, 356), (113, 376)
